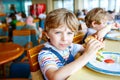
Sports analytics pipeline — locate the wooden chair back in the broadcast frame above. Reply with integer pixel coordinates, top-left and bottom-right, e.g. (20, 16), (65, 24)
(13, 29), (31, 36)
(27, 44), (44, 80)
(12, 30), (33, 62)
(13, 30), (33, 50)
(40, 31), (48, 43)
(16, 21), (26, 30)
(78, 18), (84, 21)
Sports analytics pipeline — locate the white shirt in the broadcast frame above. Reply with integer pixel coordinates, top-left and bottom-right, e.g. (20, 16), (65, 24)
(38, 13), (46, 19)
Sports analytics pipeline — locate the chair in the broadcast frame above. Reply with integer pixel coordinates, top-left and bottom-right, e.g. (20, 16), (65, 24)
(8, 30), (33, 78)
(13, 29), (33, 50)
(27, 44), (44, 80)
(12, 30), (33, 62)
(40, 31), (48, 44)
(30, 30), (40, 47)
(16, 21), (26, 30)
(0, 24), (9, 42)
(9, 62), (30, 79)
(78, 17), (84, 21)
(73, 32), (85, 44)
(33, 18), (39, 29)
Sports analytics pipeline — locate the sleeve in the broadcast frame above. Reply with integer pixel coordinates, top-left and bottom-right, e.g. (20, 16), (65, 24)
(38, 51), (58, 75)
(71, 43), (84, 56)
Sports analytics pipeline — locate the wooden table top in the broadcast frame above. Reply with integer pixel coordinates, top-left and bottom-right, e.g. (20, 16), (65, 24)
(0, 42), (24, 65)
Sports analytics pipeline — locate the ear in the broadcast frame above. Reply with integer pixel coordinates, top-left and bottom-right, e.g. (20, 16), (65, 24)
(92, 21), (96, 28)
(44, 32), (50, 39)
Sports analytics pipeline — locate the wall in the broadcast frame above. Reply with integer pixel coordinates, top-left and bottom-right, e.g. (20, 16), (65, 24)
(2, 0), (26, 14)
(46, 0), (53, 13)
(32, 0), (50, 13)
(78, 0), (84, 10)
(74, 0), (84, 13)
(32, 0), (84, 14)
(32, 0), (46, 3)
(1, 0), (84, 14)
(0, 0), (4, 12)
(48, 0), (84, 13)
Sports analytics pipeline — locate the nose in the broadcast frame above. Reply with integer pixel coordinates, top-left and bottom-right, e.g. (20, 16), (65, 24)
(61, 34), (67, 41)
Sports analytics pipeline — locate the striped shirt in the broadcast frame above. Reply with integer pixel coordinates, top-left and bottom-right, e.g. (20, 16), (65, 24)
(38, 42), (82, 80)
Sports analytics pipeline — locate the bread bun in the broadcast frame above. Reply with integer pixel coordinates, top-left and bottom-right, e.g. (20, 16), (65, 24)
(85, 36), (96, 43)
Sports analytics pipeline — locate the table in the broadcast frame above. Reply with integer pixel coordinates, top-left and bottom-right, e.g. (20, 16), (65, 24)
(0, 42), (24, 65)
(67, 39), (120, 80)
(0, 42), (24, 77)
(103, 39), (120, 53)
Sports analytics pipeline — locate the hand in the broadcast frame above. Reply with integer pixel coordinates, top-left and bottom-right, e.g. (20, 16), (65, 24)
(115, 22), (120, 28)
(84, 39), (104, 56)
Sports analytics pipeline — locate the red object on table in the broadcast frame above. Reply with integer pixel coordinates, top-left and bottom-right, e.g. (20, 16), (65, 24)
(104, 59), (115, 63)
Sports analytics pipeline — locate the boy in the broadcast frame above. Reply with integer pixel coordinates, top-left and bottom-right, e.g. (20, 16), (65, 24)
(38, 8), (104, 80)
(82, 8), (114, 43)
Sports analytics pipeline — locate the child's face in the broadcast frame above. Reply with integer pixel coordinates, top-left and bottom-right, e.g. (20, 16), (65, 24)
(46, 25), (74, 50)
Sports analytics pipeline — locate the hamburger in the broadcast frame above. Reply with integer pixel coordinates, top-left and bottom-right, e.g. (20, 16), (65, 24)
(85, 35), (104, 62)
(85, 35), (96, 43)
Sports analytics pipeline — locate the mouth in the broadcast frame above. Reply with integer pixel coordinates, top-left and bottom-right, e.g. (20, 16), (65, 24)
(60, 44), (68, 47)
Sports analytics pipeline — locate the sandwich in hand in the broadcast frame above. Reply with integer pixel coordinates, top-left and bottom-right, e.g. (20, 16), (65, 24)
(85, 35), (104, 62)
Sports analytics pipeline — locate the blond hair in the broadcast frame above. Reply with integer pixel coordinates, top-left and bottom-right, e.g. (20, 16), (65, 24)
(85, 8), (109, 27)
(45, 8), (79, 33)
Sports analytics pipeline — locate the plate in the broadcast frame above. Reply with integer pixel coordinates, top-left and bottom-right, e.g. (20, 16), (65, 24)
(86, 52), (120, 76)
(105, 31), (120, 41)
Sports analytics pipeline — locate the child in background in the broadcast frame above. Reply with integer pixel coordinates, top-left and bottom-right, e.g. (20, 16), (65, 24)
(82, 7), (114, 43)
(38, 8), (104, 80)
(39, 12), (46, 30)
(22, 16), (42, 38)
(107, 10), (120, 29)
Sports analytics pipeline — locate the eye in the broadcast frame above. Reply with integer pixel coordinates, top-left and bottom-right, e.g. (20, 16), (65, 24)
(67, 32), (73, 35)
(55, 31), (61, 34)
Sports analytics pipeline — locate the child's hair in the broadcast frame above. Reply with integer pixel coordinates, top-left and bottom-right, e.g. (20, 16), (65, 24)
(85, 7), (109, 28)
(45, 8), (79, 34)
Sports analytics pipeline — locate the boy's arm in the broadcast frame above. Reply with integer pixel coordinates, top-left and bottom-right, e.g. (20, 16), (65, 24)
(45, 39), (104, 80)
(94, 24), (113, 41)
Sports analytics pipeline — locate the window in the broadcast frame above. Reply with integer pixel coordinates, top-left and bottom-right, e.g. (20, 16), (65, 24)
(84, 0), (120, 12)
(99, 0), (108, 10)
(84, 0), (99, 11)
(53, 0), (74, 12)
(89, 0), (99, 9)
(116, 0), (120, 12)
(53, 0), (62, 9)
(24, 1), (32, 16)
